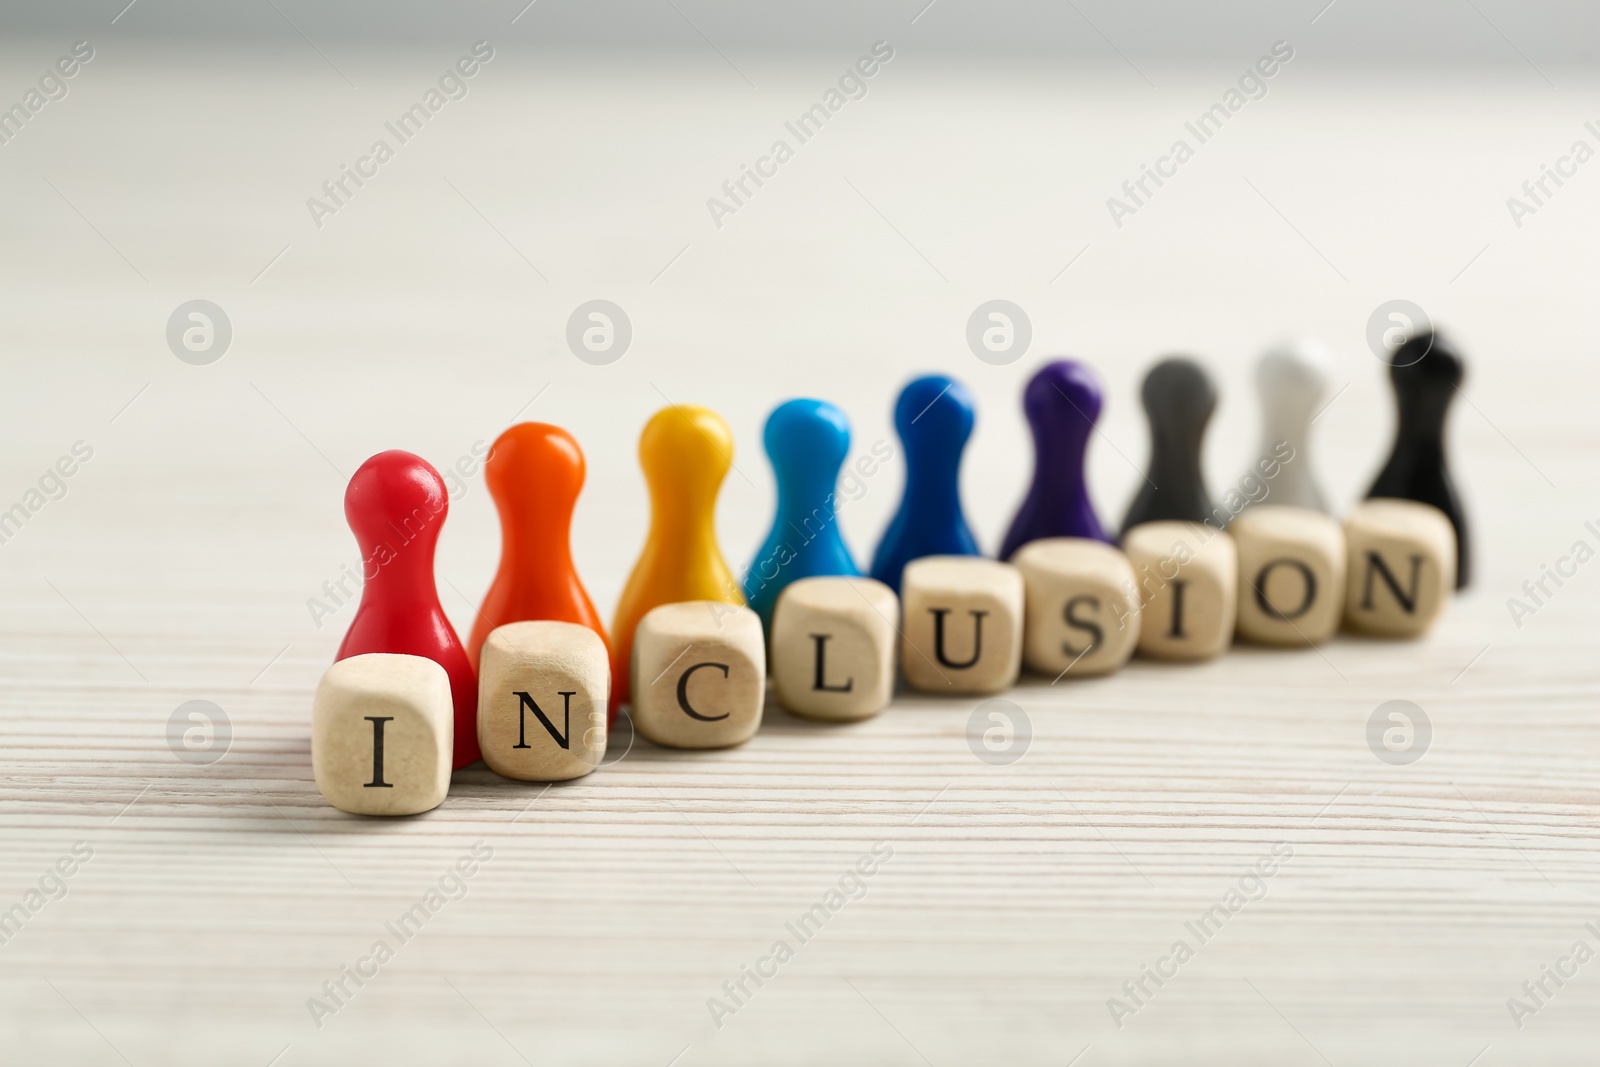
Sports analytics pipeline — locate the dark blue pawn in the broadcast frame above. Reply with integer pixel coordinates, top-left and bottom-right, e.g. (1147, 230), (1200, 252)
(869, 375), (981, 593)
(999, 359), (1110, 560)
(744, 399), (861, 629)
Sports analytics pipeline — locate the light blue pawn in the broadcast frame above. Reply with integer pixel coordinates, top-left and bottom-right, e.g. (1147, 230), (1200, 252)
(743, 399), (861, 630)
(869, 374), (981, 593)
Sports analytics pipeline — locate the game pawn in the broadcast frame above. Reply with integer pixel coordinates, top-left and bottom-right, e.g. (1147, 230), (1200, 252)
(1243, 338), (1332, 513)
(1120, 357), (1219, 536)
(1365, 330), (1471, 588)
(869, 374), (982, 593)
(744, 398), (861, 631)
(610, 404), (745, 711)
(467, 422), (612, 691)
(999, 359), (1111, 560)
(336, 450), (480, 768)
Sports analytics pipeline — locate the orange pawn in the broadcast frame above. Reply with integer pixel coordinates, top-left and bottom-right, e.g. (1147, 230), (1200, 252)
(610, 404), (745, 711)
(468, 422), (611, 689)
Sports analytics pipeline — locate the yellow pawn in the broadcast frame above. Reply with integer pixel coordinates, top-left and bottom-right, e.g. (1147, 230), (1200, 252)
(611, 404), (744, 711)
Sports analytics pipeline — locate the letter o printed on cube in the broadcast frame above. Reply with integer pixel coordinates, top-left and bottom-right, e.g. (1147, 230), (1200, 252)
(771, 576), (898, 721)
(1230, 505), (1346, 646)
(477, 621), (609, 782)
(1343, 499), (1456, 638)
(313, 653), (452, 816)
(630, 601), (765, 748)
(1012, 538), (1140, 678)
(1121, 522), (1237, 662)
(900, 556), (1024, 694)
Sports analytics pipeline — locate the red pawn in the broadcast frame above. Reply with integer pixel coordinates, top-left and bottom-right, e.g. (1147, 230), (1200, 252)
(336, 450), (479, 768)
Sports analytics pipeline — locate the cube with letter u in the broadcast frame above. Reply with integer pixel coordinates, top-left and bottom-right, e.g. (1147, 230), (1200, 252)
(900, 556), (1024, 694)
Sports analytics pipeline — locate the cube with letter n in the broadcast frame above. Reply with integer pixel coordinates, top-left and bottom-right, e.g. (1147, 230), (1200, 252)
(478, 621), (609, 781)
(1342, 499), (1455, 638)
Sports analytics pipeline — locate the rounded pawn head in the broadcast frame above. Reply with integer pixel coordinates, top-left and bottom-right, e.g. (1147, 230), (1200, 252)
(764, 398), (850, 493)
(1141, 357), (1217, 431)
(1025, 358), (1103, 434)
(345, 450), (448, 554)
(1256, 337), (1331, 417)
(894, 374), (975, 458)
(639, 404), (735, 512)
(1391, 330), (1464, 391)
(484, 422), (585, 524)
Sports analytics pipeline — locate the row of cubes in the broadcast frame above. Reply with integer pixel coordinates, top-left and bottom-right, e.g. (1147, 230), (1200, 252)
(312, 498), (1455, 814)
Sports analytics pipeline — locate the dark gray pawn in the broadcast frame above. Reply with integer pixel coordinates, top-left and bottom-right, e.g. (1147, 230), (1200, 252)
(1120, 357), (1217, 536)
(1366, 331), (1471, 588)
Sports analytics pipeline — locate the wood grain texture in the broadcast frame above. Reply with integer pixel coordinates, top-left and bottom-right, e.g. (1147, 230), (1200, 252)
(2, 44), (1599, 1067)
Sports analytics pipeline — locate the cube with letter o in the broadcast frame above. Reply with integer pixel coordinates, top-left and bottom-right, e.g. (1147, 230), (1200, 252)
(1230, 506), (1346, 646)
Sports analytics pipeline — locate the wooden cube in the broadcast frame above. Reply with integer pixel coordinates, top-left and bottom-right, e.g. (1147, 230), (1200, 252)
(1012, 538), (1140, 678)
(1343, 499), (1456, 638)
(313, 653), (452, 816)
(631, 601), (765, 748)
(1230, 505), (1346, 646)
(1122, 522), (1237, 661)
(900, 556), (1024, 694)
(477, 621), (609, 781)
(770, 576), (898, 722)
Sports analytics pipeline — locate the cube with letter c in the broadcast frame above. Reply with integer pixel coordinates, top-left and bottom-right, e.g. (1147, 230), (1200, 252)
(630, 601), (765, 748)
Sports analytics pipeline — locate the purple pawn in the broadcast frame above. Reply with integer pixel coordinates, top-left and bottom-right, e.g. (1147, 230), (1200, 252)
(999, 359), (1111, 560)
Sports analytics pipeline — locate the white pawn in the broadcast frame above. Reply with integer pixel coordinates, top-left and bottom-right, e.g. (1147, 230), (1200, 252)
(1244, 338), (1332, 513)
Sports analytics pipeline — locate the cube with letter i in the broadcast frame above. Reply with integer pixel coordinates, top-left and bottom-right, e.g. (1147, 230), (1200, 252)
(1230, 506), (1346, 646)
(631, 602), (765, 748)
(1012, 538), (1140, 678)
(900, 557), (1024, 694)
(770, 576), (898, 721)
(1121, 522), (1237, 662)
(1342, 499), (1456, 638)
(313, 653), (452, 816)
(477, 621), (609, 781)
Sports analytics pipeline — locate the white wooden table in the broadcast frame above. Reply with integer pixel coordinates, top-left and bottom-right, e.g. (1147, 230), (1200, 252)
(1, 35), (1596, 1065)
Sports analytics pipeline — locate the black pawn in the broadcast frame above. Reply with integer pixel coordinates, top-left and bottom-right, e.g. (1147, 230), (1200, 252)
(1120, 357), (1217, 536)
(1366, 331), (1471, 588)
